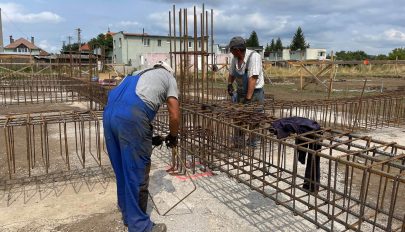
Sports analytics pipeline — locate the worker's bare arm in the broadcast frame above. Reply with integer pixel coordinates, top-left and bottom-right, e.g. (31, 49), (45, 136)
(166, 96), (180, 136)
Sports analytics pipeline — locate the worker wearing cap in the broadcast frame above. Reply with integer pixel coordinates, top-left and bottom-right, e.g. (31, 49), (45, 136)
(103, 61), (179, 232)
(227, 36), (264, 104)
(227, 36), (265, 148)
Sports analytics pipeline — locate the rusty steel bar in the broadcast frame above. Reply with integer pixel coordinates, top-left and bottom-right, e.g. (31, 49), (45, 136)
(0, 111), (106, 179)
(150, 104), (405, 231)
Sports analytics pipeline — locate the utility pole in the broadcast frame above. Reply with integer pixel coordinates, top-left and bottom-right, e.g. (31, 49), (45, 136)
(68, 36), (73, 78)
(76, 28), (82, 78)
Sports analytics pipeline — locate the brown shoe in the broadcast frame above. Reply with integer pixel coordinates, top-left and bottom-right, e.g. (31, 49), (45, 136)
(151, 223), (167, 232)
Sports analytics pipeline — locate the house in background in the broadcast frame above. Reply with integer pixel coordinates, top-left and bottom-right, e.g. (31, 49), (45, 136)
(266, 48), (327, 61)
(112, 31), (211, 73)
(3, 36), (47, 56)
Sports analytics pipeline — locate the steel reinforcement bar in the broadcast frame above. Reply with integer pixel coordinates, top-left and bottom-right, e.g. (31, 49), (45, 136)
(152, 103), (405, 231)
(193, 89), (405, 131)
(0, 75), (109, 110)
(0, 110), (106, 179)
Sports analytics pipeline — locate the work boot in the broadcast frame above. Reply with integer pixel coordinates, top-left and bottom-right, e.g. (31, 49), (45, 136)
(151, 223), (167, 232)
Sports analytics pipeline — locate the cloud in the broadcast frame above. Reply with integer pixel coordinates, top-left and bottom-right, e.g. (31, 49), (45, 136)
(117, 21), (140, 28)
(37, 39), (59, 53)
(384, 29), (405, 41)
(0, 3), (63, 23)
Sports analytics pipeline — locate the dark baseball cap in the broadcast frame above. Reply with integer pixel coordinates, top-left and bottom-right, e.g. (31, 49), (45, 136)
(228, 36), (246, 49)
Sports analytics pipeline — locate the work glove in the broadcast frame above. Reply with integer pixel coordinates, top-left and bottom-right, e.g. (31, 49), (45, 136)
(165, 134), (178, 148)
(227, 84), (234, 96)
(152, 135), (164, 146)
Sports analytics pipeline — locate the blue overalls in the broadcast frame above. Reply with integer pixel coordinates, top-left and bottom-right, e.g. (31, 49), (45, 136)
(232, 52), (264, 104)
(103, 70), (156, 232)
(232, 52), (264, 147)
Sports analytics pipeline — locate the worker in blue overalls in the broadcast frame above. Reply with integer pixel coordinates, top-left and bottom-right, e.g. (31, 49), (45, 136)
(103, 61), (179, 232)
(227, 36), (265, 148)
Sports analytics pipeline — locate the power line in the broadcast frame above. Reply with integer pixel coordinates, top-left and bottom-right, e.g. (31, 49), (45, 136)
(1, 9), (30, 39)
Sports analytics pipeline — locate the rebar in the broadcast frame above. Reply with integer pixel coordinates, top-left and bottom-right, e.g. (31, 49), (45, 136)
(0, 110), (106, 179)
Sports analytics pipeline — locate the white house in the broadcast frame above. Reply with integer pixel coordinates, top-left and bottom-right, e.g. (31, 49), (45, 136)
(112, 31), (213, 72)
(3, 36), (47, 56)
(267, 48), (327, 61)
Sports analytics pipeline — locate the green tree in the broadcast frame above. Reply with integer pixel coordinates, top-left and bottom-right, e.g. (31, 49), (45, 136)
(290, 26), (309, 51)
(246, 31), (259, 47)
(335, 50), (369, 60)
(275, 37), (283, 51)
(61, 43), (82, 53)
(388, 48), (405, 60)
(265, 43), (270, 53)
(269, 38), (276, 51)
(373, 54), (388, 60)
(88, 33), (113, 54)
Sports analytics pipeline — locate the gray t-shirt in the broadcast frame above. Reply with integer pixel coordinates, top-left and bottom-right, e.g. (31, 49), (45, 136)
(134, 68), (178, 112)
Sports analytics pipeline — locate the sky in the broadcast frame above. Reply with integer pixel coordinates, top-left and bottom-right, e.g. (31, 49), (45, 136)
(0, 0), (404, 55)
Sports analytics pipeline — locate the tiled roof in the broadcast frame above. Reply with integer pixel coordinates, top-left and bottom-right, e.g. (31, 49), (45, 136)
(80, 43), (91, 51)
(5, 38), (40, 50)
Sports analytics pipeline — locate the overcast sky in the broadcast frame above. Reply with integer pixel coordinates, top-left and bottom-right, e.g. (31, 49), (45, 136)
(0, 0), (404, 55)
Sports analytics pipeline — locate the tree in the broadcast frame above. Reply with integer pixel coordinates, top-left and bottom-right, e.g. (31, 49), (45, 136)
(275, 37), (283, 51)
(61, 43), (82, 53)
(335, 50), (369, 61)
(269, 38), (276, 51)
(265, 43), (271, 53)
(88, 33), (113, 54)
(246, 31), (259, 47)
(372, 54), (388, 60)
(388, 48), (405, 60)
(290, 26), (309, 51)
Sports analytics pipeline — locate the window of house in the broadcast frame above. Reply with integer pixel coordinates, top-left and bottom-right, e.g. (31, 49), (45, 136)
(198, 41), (201, 48)
(188, 41), (192, 48)
(119, 38), (122, 48)
(318, 51), (325, 57)
(113, 40), (116, 49)
(144, 38), (150, 46)
(158, 40), (162, 47)
(16, 47), (29, 53)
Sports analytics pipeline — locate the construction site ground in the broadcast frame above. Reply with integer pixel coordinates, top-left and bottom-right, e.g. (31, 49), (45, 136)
(1, 126), (404, 232)
(1, 76), (405, 232)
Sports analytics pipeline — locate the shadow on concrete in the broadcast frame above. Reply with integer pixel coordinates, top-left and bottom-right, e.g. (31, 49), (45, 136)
(0, 165), (114, 206)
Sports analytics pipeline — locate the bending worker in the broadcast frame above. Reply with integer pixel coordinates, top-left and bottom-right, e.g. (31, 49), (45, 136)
(103, 61), (179, 232)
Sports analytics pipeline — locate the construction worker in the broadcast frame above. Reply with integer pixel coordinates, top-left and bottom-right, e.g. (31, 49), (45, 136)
(103, 61), (179, 232)
(227, 36), (265, 148)
(227, 36), (264, 105)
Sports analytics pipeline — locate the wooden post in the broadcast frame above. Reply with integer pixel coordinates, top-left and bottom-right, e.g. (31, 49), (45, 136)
(328, 51), (334, 99)
(300, 64), (303, 90)
(395, 56), (399, 77)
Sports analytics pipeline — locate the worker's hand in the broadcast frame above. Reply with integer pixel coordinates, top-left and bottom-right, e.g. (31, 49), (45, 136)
(152, 135), (164, 146)
(165, 134), (178, 148)
(227, 84), (234, 96)
(244, 97), (252, 105)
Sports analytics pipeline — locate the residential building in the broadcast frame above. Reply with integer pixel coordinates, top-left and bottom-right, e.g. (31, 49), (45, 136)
(266, 48), (327, 61)
(3, 36), (45, 55)
(112, 31), (210, 72)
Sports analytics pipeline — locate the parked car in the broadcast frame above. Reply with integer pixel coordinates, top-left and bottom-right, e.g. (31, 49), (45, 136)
(99, 79), (117, 86)
(91, 76), (99, 82)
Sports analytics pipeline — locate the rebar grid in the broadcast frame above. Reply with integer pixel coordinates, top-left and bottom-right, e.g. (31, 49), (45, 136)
(183, 87), (405, 131)
(151, 104), (405, 231)
(0, 75), (108, 110)
(0, 110), (106, 180)
(265, 93), (405, 131)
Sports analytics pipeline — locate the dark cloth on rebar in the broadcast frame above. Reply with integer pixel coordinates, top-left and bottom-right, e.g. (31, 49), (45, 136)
(270, 117), (321, 192)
